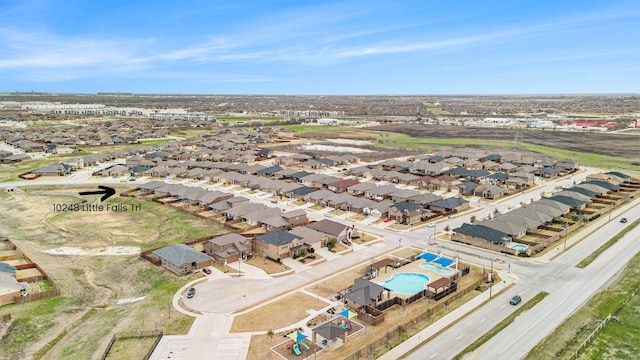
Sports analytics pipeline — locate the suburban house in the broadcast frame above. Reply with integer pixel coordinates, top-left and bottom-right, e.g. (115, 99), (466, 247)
(33, 164), (69, 176)
(152, 244), (213, 276)
(327, 178), (361, 193)
(388, 201), (423, 225)
(429, 197), (470, 213)
(306, 219), (353, 242)
(474, 184), (508, 200)
(288, 226), (326, 250)
(203, 233), (251, 264)
(253, 230), (304, 259)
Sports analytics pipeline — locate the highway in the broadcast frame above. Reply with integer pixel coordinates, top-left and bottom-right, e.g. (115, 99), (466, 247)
(403, 200), (640, 360)
(3, 163), (635, 360)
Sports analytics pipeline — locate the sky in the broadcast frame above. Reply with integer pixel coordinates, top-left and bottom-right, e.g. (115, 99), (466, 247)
(0, 0), (639, 94)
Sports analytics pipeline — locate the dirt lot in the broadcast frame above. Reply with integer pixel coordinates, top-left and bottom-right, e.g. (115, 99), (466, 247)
(0, 187), (227, 359)
(372, 124), (640, 159)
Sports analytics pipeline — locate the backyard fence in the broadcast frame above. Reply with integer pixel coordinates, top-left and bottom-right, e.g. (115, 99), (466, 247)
(344, 277), (484, 360)
(101, 330), (164, 360)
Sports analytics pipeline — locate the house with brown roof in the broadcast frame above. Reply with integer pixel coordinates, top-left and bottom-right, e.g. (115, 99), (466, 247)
(327, 178), (360, 193)
(306, 219), (353, 242)
(204, 233), (250, 264)
(288, 226), (326, 250)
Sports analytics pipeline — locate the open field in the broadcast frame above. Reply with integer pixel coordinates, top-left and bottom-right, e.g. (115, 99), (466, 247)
(526, 223), (640, 360)
(0, 188), (227, 359)
(217, 116), (285, 122)
(274, 122), (640, 169)
(372, 124), (640, 168)
(231, 292), (325, 332)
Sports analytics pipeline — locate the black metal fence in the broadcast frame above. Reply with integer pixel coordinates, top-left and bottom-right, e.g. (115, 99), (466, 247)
(344, 278), (484, 360)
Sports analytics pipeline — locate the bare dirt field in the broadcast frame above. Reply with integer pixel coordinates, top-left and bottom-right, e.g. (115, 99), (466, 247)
(372, 124), (640, 159)
(0, 187), (227, 359)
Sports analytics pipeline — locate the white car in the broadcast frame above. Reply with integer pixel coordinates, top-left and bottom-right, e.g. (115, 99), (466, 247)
(427, 222), (437, 228)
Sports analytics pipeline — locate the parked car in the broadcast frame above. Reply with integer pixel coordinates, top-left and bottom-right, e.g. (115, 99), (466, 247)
(342, 238), (352, 246)
(270, 199), (278, 204)
(186, 287), (196, 298)
(510, 295), (522, 305)
(324, 213), (333, 218)
(383, 217), (392, 222)
(129, 178), (136, 181)
(202, 268), (211, 275)
(427, 222), (437, 228)
(620, 217), (628, 223)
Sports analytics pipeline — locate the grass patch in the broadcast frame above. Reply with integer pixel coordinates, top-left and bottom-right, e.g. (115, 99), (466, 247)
(0, 296), (66, 355)
(231, 292), (326, 332)
(525, 250), (640, 360)
(576, 218), (640, 268)
(453, 291), (549, 360)
(217, 116), (284, 122)
(105, 337), (158, 360)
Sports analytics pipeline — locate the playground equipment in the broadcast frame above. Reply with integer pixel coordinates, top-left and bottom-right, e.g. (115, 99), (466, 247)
(293, 342), (302, 355)
(287, 330), (309, 355)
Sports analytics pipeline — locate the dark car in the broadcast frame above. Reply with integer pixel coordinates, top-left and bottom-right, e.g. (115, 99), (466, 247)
(510, 295), (522, 305)
(202, 268), (212, 275)
(186, 287), (196, 298)
(620, 217), (628, 223)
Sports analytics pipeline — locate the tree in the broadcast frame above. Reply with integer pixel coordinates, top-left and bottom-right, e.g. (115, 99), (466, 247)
(327, 237), (337, 251)
(470, 215), (476, 223)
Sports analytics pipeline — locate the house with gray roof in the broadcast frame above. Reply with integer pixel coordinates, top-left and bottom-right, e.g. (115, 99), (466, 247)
(479, 219), (528, 239)
(344, 278), (387, 307)
(152, 244), (212, 275)
(254, 230), (304, 259)
(429, 197), (470, 213)
(453, 223), (510, 245)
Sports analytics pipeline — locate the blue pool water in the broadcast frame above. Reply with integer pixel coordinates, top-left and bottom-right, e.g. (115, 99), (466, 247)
(383, 273), (431, 294)
(420, 263), (454, 275)
(511, 244), (528, 250)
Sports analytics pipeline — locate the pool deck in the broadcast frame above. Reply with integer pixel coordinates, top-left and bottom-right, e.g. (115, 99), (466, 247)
(373, 260), (455, 297)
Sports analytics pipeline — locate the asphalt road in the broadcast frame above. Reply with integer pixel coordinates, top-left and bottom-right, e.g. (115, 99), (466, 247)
(3, 163), (629, 360)
(404, 201), (640, 360)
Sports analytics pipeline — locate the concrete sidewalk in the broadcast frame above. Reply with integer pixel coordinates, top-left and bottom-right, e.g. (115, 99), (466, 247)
(379, 269), (516, 360)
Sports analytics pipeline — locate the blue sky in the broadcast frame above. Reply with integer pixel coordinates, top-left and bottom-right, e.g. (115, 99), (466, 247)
(0, 0), (638, 94)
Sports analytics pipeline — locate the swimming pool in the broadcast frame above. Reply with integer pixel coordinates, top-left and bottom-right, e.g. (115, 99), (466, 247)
(420, 263), (454, 275)
(511, 244), (529, 251)
(383, 273), (431, 294)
